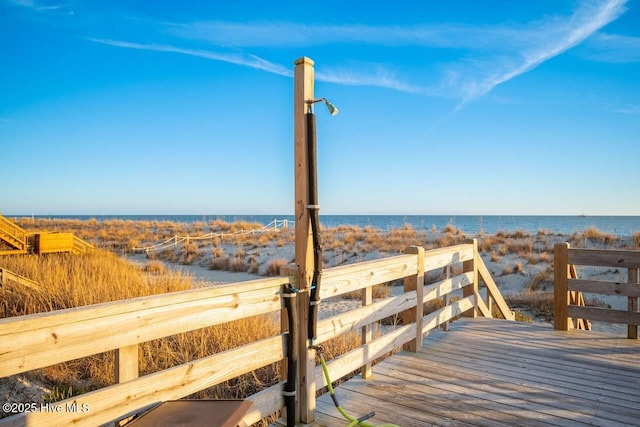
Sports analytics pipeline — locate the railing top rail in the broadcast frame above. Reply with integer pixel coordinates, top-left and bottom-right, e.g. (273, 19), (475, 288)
(0, 277), (288, 377)
(0, 276), (288, 333)
(567, 246), (640, 268)
(319, 244), (474, 300)
(422, 243), (474, 272)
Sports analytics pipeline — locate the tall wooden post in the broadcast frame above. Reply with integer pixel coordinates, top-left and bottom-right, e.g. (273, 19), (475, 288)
(293, 56), (316, 424)
(554, 243), (570, 331)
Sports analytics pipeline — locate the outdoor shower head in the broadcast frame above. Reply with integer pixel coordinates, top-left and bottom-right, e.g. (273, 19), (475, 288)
(306, 98), (339, 116)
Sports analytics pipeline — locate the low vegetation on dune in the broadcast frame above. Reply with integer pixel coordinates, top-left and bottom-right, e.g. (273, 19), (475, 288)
(0, 250), (193, 317)
(0, 251), (283, 404)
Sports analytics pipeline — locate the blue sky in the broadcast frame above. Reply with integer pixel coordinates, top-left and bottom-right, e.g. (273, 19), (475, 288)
(1, 0), (639, 215)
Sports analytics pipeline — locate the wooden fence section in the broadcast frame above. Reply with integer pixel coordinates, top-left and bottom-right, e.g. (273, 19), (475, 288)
(554, 242), (640, 339)
(0, 277), (289, 427)
(0, 215), (27, 255)
(0, 240), (512, 426)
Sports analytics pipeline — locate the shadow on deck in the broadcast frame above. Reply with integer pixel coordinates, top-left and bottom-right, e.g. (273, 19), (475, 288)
(312, 318), (640, 427)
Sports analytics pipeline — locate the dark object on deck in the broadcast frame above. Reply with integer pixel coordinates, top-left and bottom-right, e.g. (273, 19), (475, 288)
(128, 399), (252, 427)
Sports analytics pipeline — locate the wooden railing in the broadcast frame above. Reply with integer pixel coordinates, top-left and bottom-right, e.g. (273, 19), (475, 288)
(0, 277), (289, 426)
(0, 215), (27, 254)
(0, 240), (512, 426)
(0, 267), (42, 292)
(72, 235), (94, 254)
(554, 242), (640, 338)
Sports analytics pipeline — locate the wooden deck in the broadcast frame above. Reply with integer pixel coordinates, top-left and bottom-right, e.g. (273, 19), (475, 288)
(311, 318), (640, 427)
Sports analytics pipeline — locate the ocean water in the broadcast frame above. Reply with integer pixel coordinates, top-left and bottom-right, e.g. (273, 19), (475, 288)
(18, 214), (640, 237)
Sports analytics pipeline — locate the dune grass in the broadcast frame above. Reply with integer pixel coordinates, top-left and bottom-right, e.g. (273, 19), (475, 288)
(0, 251), (286, 410)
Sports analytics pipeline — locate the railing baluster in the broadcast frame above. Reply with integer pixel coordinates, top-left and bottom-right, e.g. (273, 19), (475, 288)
(462, 239), (478, 318)
(361, 285), (373, 378)
(629, 267), (639, 339)
(443, 265), (451, 331)
(403, 246), (424, 352)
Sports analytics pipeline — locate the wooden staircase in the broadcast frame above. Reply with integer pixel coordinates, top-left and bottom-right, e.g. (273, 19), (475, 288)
(0, 213), (94, 255)
(0, 214), (27, 255)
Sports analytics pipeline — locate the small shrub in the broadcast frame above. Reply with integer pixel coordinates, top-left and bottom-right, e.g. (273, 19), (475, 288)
(632, 231), (640, 249)
(209, 256), (230, 271)
(249, 260), (260, 275)
(146, 260), (166, 275)
(265, 258), (287, 276)
(514, 262), (524, 274)
(528, 269), (552, 291)
(230, 259), (248, 272)
(506, 229), (530, 239)
(212, 247), (224, 258)
(581, 227), (616, 245)
(443, 224), (457, 234)
(504, 291), (554, 321)
(539, 251), (550, 263)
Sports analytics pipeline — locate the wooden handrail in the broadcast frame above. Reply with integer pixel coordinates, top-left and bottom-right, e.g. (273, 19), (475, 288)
(0, 241), (512, 426)
(554, 243), (639, 338)
(477, 256), (515, 321)
(72, 235), (94, 253)
(0, 215), (27, 251)
(0, 267), (42, 292)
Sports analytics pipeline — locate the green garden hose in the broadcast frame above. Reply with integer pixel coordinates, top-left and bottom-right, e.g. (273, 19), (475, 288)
(315, 348), (401, 427)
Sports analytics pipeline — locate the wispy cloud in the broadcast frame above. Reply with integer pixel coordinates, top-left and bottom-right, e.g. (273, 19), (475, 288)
(583, 32), (640, 63)
(90, 0), (627, 110)
(315, 67), (434, 95)
(613, 105), (640, 114)
(449, 0), (627, 110)
(89, 39), (428, 95)
(89, 38), (293, 77)
(163, 20), (531, 50)
(158, 0), (628, 109)
(6, 0), (69, 13)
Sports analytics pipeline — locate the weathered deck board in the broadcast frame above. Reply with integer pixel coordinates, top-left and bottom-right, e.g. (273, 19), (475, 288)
(309, 318), (640, 427)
